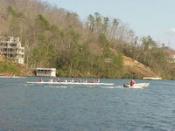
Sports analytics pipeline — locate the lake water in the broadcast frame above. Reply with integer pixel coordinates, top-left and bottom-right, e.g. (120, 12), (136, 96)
(0, 78), (175, 131)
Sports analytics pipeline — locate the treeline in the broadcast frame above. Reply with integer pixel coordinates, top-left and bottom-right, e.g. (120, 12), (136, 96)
(0, 0), (174, 78)
(86, 12), (175, 79)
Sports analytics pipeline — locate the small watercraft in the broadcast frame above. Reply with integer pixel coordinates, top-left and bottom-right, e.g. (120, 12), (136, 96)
(123, 83), (149, 89)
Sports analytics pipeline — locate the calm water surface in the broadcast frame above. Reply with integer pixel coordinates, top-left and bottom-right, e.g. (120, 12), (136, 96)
(0, 78), (175, 131)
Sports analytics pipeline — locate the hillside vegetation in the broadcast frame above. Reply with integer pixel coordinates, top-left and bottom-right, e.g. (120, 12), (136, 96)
(0, 0), (175, 79)
(0, 56), (31, 76)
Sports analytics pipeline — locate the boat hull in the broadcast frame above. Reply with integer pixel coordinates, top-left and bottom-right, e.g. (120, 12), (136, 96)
(123, 83), (149, 89)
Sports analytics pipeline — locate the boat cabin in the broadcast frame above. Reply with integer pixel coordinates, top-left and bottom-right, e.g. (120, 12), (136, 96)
(34, 68), (56, 77)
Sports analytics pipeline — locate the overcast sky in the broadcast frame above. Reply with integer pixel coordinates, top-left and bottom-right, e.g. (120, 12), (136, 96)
(41, 0), (175, 49)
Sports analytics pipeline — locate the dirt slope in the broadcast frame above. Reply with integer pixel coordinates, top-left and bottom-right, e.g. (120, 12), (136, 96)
(123, 56), (159, 78)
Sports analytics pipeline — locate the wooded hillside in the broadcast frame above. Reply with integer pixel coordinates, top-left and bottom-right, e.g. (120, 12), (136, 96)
(0, 0), (174, 79)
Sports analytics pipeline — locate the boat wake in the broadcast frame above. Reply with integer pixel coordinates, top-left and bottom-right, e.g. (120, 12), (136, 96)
(101, 85), (123, 89)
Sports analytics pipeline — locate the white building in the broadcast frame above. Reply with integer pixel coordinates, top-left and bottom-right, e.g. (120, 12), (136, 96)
(34, 68), (56, 77)
(0, 36), (24, 64)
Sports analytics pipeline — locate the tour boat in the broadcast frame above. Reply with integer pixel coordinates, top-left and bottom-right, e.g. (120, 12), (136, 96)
(27, 80), (114, 86)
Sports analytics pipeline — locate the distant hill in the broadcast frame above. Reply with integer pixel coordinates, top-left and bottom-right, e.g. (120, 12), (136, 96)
(0, 0), (174, 79)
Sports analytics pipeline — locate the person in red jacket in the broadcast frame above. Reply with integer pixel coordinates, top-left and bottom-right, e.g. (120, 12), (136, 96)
(130, 79), (136, 86)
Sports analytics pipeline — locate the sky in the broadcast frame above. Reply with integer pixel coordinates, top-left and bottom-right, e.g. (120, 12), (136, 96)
(42, 0), (175, 49)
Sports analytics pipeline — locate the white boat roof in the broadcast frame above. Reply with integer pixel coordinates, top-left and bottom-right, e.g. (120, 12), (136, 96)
(34, 68), (56, 71)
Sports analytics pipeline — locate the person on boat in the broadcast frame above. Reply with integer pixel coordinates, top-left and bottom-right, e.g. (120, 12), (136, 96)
(130, 79), (136, 86)
(97, 79), (100, 83)
(49, 79), (53, 82)
(39, 78), (43, 82)
(57, 77), (60, 82)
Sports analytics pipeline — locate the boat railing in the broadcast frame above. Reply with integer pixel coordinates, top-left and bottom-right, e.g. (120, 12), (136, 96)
(40, 78), (101, 83)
